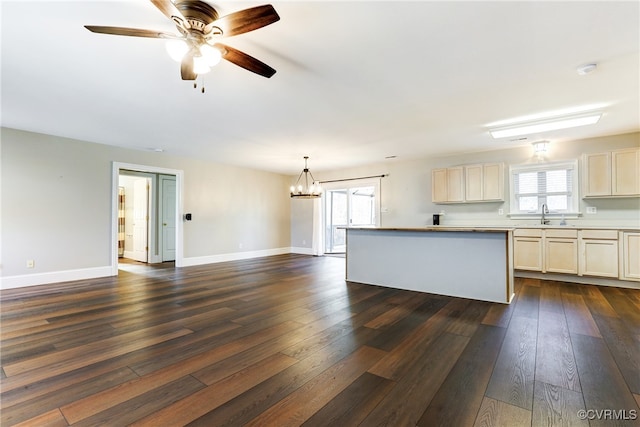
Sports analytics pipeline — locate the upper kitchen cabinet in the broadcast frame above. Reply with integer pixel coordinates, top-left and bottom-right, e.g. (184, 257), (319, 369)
(465, 163), (504, 202)
(612, 148), (640, 196)
(582, 147), (640, 198)
(433, 163), (503, 203)
(432, 167), (464, 203)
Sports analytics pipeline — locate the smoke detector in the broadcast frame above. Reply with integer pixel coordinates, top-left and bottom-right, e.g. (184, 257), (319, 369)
(577, 63), (597, 76)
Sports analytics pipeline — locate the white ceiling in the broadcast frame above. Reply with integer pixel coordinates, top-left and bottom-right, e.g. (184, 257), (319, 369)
(2, 1), (639, 175)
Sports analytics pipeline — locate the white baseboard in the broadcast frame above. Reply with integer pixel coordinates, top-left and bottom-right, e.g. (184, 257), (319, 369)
(1, 248), (314, 289)
(290, 247), (314, 255)
(1, 266), (114, 290)
(515, 270), (640, 290)
(182, 247), (294, 267)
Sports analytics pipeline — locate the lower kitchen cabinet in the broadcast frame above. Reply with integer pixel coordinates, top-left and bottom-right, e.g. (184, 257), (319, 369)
(620, 232), (640, 281)
(545, 229), (578, 274)
(579, 230), (619, 278)
(513, 229), (543, 271)
(514, 227), (639, 283)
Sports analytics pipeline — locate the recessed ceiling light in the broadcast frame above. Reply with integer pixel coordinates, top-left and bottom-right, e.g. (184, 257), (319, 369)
(147, 147), (165, 152)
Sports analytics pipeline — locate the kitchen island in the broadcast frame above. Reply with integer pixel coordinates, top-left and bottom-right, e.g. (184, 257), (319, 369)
(345, 227), (515, 304)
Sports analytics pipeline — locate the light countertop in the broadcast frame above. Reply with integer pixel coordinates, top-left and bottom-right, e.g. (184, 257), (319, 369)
(344, 225), (640, 232)
(344, 226), (514, 233)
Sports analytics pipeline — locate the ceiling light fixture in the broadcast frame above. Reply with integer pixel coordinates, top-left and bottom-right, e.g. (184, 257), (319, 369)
(165, 39), (189, 62)
(193, 55), (212, 74)
(166, 40), (222, 75)
(532, 140), (549, 158)
(489, 112), (602, 139)
(290, 156), (322, 199)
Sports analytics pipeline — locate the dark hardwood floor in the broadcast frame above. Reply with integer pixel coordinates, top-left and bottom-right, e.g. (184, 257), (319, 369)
(1, 254), (639, 426)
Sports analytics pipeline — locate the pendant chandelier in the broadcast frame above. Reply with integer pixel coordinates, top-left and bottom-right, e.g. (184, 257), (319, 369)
(290, 156), (322, 198)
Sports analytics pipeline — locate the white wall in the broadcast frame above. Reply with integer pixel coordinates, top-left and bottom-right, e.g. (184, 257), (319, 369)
(1, 128), (292, 287)
(289, 198), (314, 252)
(291, 132), (640, 239)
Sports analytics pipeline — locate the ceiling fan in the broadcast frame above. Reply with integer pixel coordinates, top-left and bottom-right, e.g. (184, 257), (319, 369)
(85, 0), (280, 81)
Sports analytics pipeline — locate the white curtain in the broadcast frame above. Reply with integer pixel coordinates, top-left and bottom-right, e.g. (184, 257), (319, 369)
(312, 197), (324, 256)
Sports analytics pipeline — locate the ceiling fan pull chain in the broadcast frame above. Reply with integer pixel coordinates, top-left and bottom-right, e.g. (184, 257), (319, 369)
(201, 75), (205, 93)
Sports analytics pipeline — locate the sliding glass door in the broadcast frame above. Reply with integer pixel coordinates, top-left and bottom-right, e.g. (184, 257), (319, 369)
(324, 181), (379, 253)
(325, 189), (348, 253)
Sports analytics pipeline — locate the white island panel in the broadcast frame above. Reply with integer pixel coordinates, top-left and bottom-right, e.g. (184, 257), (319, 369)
(346, 228), (514, 303)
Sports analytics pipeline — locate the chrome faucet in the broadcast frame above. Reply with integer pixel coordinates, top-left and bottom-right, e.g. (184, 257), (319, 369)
(541, 203), (550, 225)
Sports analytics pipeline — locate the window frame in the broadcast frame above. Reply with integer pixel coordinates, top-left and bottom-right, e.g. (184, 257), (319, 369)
(508, 160), (580, 219)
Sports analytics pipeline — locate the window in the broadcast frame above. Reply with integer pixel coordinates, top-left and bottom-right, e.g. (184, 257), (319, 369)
(509, 160), (579, 217)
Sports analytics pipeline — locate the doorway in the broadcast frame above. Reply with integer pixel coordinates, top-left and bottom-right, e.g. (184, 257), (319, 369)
(324, 181), (380, 254)
(111, 162), (184, 276)
(118, 174), (152, 262)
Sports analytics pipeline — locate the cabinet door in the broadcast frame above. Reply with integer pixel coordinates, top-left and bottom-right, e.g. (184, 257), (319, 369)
(447, 167), (465, 202)
(465, 165), (483, 201)
(583, 152), (611, 197)
(483, 163), (504, 201)
(580, 239), (619, 277)
(514, 237), (543, 271)
(545, 238), (578, 274)
(432, 168), (448, 203)
(620, 232), (640, 281)
(611, 148), (640, 196)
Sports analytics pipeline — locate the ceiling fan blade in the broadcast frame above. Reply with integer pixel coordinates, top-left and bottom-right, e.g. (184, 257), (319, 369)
(85, 26), (180, 39)
(150, 0), (191, 30)
(207, 5), (280, 37)
(181, 52), (197, 80)
(215, 43), (276, 78)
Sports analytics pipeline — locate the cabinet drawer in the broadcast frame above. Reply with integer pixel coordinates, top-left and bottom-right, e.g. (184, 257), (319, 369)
(545, 229), (578, 239)
(514, 229), (543, 237)
(580, 229), (618, 240)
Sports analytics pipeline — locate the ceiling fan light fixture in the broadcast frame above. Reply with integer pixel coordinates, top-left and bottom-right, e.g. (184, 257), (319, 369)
(165, 39), (189, 62)
(200, 44), (222, 66)
(193, 56), (211, 74)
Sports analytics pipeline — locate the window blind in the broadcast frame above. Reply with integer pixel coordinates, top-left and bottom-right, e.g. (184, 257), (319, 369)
(510, 161), (578, 214)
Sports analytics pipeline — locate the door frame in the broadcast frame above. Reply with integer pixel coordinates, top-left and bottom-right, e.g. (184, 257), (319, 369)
(322, 178), (381, 253)
(111, 162), (184, 275)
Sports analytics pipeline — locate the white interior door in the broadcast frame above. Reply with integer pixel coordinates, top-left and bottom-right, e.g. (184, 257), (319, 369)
(161, 176), (176, 261)
(131, 178), (150, 262)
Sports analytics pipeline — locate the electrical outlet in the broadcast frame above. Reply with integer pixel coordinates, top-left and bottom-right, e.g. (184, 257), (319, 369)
(26, 260), (35, 268)
(239, 243), (243, 249)
(586, 206), (597, 214)
(302, 240), (306, 245)
(498, 208), (504, 215)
